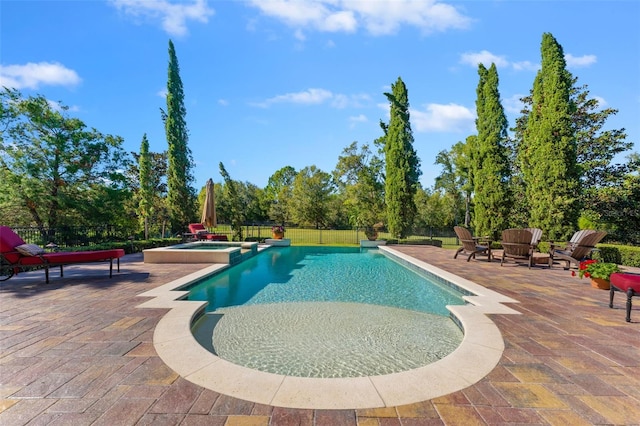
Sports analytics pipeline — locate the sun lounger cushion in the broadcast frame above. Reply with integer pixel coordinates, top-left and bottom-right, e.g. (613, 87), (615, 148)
(15, 243), (46, 256)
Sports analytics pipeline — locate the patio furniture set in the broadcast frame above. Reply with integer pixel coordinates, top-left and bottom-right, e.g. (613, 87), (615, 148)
(453, 225), (640, 322)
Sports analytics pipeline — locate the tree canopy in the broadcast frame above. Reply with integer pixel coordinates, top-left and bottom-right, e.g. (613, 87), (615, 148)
(0, 88), (130, 230)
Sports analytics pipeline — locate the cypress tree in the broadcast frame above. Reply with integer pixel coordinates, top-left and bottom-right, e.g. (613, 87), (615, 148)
(520, 33), (579, 240)
(382, 77), (421, 239)
(472, 63), (511, 239)
(138, 134), (152, 239)
(165, 39), (196, 233)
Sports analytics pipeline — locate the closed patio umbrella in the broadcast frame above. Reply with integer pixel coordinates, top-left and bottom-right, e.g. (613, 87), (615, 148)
(201, 178), (217, 228)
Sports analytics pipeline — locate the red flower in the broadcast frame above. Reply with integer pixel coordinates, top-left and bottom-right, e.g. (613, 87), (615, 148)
(571, 271), (576, 277)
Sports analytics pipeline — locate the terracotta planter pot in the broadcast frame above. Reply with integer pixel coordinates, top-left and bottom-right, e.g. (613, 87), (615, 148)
(591, 277), (610, 290)
(272, 232), (284, 240)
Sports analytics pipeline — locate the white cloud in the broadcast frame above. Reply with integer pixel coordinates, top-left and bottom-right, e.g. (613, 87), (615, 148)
(254, 88), (370, 109)
(349, 114), (368, 124)
(565, 53), (597, 68)
(512, 61), (539, 72)
(109, 0), (214, 37)
(460, 50), (597, 73)
(459, 50), (508, 68)
(0, 62), (81, 90)
(294, 28), (306, 41)
(218, 99), (229, 106)
(247, 0), (471, 36)
(411, 103), (475, 133)
(503, 94), (527, 115)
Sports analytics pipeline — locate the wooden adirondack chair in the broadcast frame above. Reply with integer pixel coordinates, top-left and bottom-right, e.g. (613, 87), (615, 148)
(548, 231), (607, 269)
(500, 229), (535, 268)
(524, 227), (543, 251)
(453, 226), (492, 262)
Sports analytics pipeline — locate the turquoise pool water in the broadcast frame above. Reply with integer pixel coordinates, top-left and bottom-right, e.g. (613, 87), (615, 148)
(188, 246), (466, 378)
(186, 246), (465, 314)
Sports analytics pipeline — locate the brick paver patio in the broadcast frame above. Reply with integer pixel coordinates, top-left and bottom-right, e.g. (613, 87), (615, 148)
(1, 246), (639, 425)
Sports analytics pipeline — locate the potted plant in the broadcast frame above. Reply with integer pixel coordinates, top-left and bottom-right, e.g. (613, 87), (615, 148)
(271, 225), (285, 240)
(572, 259), (621, 289)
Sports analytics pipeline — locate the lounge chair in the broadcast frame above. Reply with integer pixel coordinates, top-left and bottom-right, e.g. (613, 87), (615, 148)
(453, 226), (492, 262)
(524, 227), (543, 251)
(500, 228), (535, 268)
(548, 230), (607, 269)
(0, 226), (125, 283)
(188, 223), (228, 241)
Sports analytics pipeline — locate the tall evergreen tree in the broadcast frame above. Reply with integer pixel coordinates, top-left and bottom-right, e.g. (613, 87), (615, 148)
(519, 33), (579, 240)
(381, 77), (421, 239)
(472, 63), (511, 239)
(164, 40), (196, 233)
(138, 134), (152, 239)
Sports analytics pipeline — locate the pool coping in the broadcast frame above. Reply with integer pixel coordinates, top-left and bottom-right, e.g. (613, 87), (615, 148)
(136, 245), (521, 409)
(142, 241), (259, 264)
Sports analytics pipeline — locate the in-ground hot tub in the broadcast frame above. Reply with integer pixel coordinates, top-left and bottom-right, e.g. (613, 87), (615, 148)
(143, 241), (259, 265)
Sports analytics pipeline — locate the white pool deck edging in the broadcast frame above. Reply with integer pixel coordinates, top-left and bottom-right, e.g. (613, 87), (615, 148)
(136, 246), (521, 409)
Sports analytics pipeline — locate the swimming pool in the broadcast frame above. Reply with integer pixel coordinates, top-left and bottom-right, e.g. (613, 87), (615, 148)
(137, 245), (521, 409)
(185, 246), (465, 313)
(187, 246), (466, 378)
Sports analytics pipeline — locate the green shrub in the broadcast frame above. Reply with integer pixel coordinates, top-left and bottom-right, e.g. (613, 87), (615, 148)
(593, 244), (640, 268)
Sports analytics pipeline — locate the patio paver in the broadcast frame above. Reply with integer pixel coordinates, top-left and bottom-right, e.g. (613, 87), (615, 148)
(1, 247), (639, 425)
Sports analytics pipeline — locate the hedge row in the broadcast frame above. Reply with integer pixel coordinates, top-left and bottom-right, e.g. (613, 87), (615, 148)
(593, 244), (640, 268)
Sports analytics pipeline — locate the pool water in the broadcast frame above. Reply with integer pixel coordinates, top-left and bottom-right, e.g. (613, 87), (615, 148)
(188, 246), (466, 378)
(186, 246), (464, 314)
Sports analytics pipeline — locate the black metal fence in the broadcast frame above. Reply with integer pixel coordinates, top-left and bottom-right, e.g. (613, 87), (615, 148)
(8, 225), (132, 248)
(6, 224), (459, 248)
(239, 223), (458, 246)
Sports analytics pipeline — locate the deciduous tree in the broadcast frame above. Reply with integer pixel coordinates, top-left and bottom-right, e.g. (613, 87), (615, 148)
(333, 141), (385, 230)
(0, 88), (130, 231)
(219, 162), (245, 241)
(265, 166), (297, 225)
(290, 165), (334, 229)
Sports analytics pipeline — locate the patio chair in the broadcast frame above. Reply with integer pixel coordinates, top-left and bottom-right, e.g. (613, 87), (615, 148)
(188, 223), (228, 241)
(551, 229), (596, 252)
(500, 228), (535, 268)
(524, 227), (543, 251)
(453, 226), (492, 262)
(548, 230), (606, 270)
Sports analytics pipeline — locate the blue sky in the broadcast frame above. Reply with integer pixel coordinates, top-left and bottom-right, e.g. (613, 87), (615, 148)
(2, 0), (638, 192)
